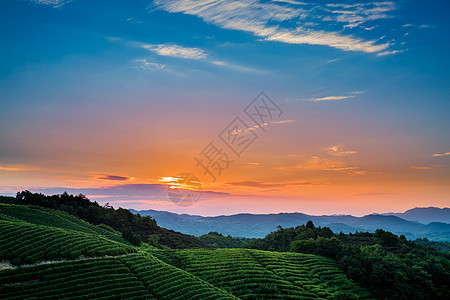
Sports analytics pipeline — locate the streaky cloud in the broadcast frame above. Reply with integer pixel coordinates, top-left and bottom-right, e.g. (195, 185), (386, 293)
(377, 49), (407, 57)
(97, 175), (131, 181)
(433, 152), (450, 157)
(142, 43), (207, 59)
(152, 0), (394, 53)
(28, 0), (72, 8)
(135, 59), (165, 71)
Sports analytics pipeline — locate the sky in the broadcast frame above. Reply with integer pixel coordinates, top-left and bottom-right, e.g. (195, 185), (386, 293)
(0, 0), (449, 216)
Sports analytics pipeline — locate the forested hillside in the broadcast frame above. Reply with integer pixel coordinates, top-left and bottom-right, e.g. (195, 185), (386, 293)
(1, 194), (448, 299)
(10, 191), (208, 249)
(247, 221), (450, 299)
(0, 199), (374, 299)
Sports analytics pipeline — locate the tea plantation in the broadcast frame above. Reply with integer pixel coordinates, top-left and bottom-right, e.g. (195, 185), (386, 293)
(0, 202), (374, 299)
(151, 248), (373, 299)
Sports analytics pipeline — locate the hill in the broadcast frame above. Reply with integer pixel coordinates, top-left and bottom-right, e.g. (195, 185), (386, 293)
(0, 203), (137, 265)
(0, 201), (376, 299)
(131, 208), (450, 241)
(0, 253), (238, 299)
(0, 203), (130, 245)
(10, 192), (208, 249)
(151, 248), (372, 299)
(245, 222), (450, 299)
(383, 207), (450, 224)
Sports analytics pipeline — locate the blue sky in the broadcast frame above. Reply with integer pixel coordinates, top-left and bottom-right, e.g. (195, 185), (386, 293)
(0, 0), (449, 215)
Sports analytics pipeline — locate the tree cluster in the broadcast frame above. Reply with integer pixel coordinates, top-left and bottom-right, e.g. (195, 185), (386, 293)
(247, 222), (450, 299)
(14, 191), (207, 249)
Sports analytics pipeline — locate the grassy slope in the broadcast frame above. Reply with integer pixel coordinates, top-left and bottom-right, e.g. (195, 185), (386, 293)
(0, 254), (237, 300)
(0, 203), (130, 245)
(151, 248), (374, 299)
(0, 204), (237, 299)
(0, 204), (136, 265)
(0, 203), (373, 299)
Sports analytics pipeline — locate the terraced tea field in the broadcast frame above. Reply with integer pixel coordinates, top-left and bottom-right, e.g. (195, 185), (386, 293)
(151, 248), (373, 299)
(0, 203), (374, 299)
(0, 254), (237, 300)
(0, 204), (129, 244)
(0, 219), (136, 265)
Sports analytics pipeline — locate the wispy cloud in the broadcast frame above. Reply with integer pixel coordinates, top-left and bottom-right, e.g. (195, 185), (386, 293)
(211, 60), (262, 73)
(226, 180), (320, 189)
(403, 23), (436, 29)
(433, 152), (450, 157)
(323, 145), (357, 156)
(231, 120), (294, 136)
(27, 184), (239, 203)
(131, 41), (257, 73)
(324, 58), (343, 64)
(296, 156), (366, 175)
(135, 59), (165, 71)
(28, 0), (72, 8)
(307, 91), (363, 102)
(411, 166), (432, 170)
(153, 0), (396, 54)
(323, 2), (395, 29)
(142, 43), (207, 59)
(377, 49), (407, 57)
(96, 174), (132, 181)
(308, 95), (354, 102)
(0, 166), (23, 171)
(285, 91), (363, 104)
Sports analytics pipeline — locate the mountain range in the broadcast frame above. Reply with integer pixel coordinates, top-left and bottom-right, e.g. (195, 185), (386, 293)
(130, 207), (450, 241)
(382, 207), (450, 224)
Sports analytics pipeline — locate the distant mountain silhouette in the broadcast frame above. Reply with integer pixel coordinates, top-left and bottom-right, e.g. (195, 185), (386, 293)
(382, 207), (450, 224)
(130, 207), (450, 241)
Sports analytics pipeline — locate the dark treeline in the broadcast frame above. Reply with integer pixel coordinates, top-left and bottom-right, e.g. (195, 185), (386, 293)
(199, 232), (253, 248)
(247, 221), (450, 300)
(414, 238), (450, 253)
(14, 191), (207, 249)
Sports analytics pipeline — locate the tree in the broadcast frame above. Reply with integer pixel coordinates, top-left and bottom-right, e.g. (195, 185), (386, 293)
(306, 220), (315, 229)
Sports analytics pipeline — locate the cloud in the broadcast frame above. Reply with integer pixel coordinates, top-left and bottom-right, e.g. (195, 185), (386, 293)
(323, 2), (395, 29)
(433, 152), (450, 157)
(354, 191), (395, 196)
(403, 24), (435, 29)
(308, 95), (355, 102)
(28, 0), (72, 8)
(97, 175), (131, 181)
(226, 180), (320, 189)
(377, 49), (406, 56)
(305, 91), (363, 102)
(0, 166), (23, 171)
(411, 166), (432, 170)
(152, 0), (395, 54)
(286, 91), (364, 103)
(135, 59), (165, 71)
(112, 39), (260, 73)
(142, 43), (207, 59)
(323, 145), (357, 156)
(211, 60), (262, 73)
(419, 24), (436, 29)
(296, 156), (366, 175)
(274, 0), (307, 5)
(230, 120), (294, 136)
(325, 58), (342, 64)
(27, 183), (234, 202)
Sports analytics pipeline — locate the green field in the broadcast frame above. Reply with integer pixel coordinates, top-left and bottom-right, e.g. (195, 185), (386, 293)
(151, 248), (373, 299)
(0, 203), (130, 245)
(0, 203), (374, 299)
